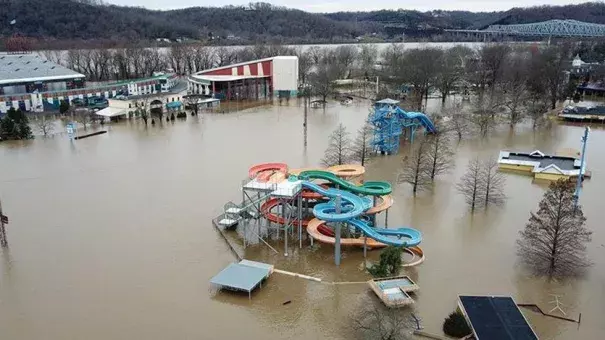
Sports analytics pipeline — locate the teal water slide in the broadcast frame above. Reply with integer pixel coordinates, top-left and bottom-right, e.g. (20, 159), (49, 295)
(296, 179), (422, 247)
(298, 170), (392, 195)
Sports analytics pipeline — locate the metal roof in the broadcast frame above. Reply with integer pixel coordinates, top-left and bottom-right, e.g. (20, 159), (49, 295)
(0, 54), (85, 85)
(191, 74), (269, 82)
(459, 295), (538, 340)
(210, 260), (273, 293)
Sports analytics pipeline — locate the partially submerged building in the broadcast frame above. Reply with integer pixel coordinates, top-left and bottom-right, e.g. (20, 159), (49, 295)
(0, 53), (183, 114)
(498, 150), (586, 181)
(188, 56), (298, 100)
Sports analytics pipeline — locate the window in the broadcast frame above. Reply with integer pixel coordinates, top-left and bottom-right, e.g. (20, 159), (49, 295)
(129, 104), (132, 109)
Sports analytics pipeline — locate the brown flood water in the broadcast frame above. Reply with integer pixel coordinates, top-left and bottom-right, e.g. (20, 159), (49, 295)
(1, 99), (604, 339)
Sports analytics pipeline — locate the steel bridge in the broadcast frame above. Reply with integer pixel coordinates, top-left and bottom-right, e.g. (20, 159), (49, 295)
(446, 19), (605, 38)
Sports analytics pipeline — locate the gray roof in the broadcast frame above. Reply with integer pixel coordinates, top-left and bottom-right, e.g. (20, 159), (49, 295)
(376, 98), (400, 105)
(0, 53), (85, 85)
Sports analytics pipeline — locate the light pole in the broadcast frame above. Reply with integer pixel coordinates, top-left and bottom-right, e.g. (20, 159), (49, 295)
(574, 126), (590, 209)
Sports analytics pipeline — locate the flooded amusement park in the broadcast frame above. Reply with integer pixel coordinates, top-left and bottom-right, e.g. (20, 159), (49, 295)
(1, 97), (604, 340)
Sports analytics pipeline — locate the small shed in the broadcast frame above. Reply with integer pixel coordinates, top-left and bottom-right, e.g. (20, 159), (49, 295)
(210, 260), (274, 298)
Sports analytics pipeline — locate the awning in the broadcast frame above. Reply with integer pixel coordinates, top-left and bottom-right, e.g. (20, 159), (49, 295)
(95, 107), (127, 117)
(166, 101), (182, 109)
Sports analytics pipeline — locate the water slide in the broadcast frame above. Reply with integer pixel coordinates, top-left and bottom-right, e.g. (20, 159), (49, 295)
(394, 107), (437, 133)
(299, 180), (422, 247)
(249, 163), (288, 182)
(298, 170), (392, 196)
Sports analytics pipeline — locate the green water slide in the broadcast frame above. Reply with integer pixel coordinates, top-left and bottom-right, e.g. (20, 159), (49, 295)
(297, 170), (392, 195)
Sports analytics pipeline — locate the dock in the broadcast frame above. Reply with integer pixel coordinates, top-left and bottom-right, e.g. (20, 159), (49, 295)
(210, 260), (274, 298)
(368, 275), (419, 308)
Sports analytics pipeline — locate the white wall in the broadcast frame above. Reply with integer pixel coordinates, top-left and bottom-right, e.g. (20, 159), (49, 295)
(271, 56), (298, 92)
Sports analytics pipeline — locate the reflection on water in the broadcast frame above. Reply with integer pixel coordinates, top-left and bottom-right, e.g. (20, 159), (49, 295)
(1, 98), (603, 339)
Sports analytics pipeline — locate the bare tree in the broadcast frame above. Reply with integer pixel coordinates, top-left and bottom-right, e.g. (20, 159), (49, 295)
(456, 158), (483, 211)
(443, 101), (468, 140)
(351, 123), (374, 166)
(359, 44), (379, 78)
(426, 126), (453, 181)
(480, 44), (512, 100)
(322, 124), (352, 167)
(502, 53), (530, 127)
(296, 49), (313, 85)
(517, 179), (592, 279)
(399, 48), (443, 110)
(398, 139), (432, 194)
(352, 296), (412, 340)
(167, 44), (187, 74)
(457, 158), (506, 211)
(73, 107), (93, 131)
(436, 46), (471, 103)
(35, 114), (55, 137)
(481, 158), (506, 207)
(334, 45), (359, 78)
(309, 53), (343, 104)
(469, 95), (502, 138)
(192, 44), (215, 72)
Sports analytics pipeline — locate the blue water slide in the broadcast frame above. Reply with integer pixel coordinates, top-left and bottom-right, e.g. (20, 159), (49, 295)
(395, 107), (437, 133)
(300, 180), (423, 247)
(349, 218), (422, 247)
(301, 181), (372, 221)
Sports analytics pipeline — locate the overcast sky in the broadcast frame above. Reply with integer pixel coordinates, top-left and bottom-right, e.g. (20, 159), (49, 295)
(105, 0), (589, 12)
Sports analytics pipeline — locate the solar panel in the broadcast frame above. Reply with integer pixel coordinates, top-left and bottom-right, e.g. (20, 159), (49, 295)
(459, 296), (538, 340)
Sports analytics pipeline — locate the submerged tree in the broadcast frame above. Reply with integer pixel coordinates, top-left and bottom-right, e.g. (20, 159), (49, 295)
(322, 124), (352, 167)
(481, 158), (506, 207)
(351, 123), (374, 166)
(456, 158), (483, 211)
(425, 127), (453, 181)
(457, 158), (506, 211)
(35, 114), (55, 137)
(517, 179), (592, 279)
(398, 139), (431, 194)
(352, 296), (412, 340)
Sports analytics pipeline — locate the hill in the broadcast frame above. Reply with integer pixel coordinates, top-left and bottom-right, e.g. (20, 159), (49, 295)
(2, 1), (605, 47)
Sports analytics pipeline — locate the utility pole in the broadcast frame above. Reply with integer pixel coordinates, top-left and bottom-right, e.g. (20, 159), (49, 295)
(0, 198), (8, 247)
(574, 126), (589, 209)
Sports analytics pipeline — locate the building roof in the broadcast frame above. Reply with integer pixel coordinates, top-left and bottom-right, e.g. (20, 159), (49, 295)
(0, 54), (85, 85)
(459, 295), (538, 340)
(190, 74), (269, 82)
(210, 260), (273, 292)
(95, 107), (127, 117)
(376, 98), (401, 105)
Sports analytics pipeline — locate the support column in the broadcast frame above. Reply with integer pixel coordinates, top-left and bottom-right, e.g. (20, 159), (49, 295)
(385, 208), (389, 228)
(363, 235), (367, 258)
(284, 200), (289, 257)
(335, 194), (342, 266)
(0, 198), (7, 248)
(298, 194), (302, 249)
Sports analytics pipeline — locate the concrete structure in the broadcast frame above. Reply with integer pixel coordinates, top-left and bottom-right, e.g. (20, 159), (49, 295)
(188, 56), (298, 100)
